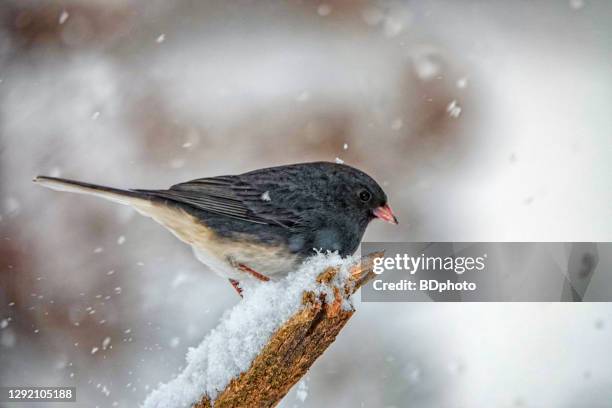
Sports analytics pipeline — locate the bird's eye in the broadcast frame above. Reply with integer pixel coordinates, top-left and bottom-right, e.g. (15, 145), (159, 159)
(358, 189), (372, 202)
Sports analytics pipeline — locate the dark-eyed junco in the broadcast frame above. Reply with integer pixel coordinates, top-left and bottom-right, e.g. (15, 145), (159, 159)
(34, 162), (397, 295)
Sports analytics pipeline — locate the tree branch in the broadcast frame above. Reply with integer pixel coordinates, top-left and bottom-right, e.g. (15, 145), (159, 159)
(194, 252), (381, 408)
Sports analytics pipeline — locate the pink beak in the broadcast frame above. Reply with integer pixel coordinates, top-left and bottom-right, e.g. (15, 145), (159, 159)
(372, 204), (398, 225)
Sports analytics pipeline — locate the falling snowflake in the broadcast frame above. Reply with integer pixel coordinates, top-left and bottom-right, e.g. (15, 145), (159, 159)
(317, 4), (332, 16)
(456, 77), (468, 89)
(156, 34), (166, 43)
(296, 378), (309, 402)
(446, 100), (462, 118)
(403, 363), (422, 384)
(569, 0), (585, 10)
(335, 157), (344, 164)
(5, 197), (20, 214)
(383, 17), (404, 37)
(260, 191), (271, 202)
(59, 10), (69, 25)
(413, 50), (440, 81)
(170, 158), (185, 169)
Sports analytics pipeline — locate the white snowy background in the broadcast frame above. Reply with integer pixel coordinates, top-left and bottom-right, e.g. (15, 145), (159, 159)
(1, 0), (611, 407)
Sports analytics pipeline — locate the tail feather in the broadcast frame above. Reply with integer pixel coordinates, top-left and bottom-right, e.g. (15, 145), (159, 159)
(33, 176), (149, 206)
(33, 176), (217, 250)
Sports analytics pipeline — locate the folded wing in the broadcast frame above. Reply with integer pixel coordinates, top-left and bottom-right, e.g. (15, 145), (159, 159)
(136, 175), (303, 229)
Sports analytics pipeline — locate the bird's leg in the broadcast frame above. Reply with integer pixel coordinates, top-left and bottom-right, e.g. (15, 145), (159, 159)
(229, 279), (243, 297)
(238, 263), (270, 282)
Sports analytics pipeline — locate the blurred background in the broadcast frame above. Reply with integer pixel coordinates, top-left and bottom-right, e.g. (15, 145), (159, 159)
(1, 0), (611, 407)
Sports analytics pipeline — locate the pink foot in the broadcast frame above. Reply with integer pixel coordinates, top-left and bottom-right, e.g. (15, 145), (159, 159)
(238, 264), (270, 282)
(229, 279), (243, 297)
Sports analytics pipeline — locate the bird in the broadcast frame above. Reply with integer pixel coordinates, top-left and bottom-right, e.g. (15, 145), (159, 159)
(33, 161), (397, 296)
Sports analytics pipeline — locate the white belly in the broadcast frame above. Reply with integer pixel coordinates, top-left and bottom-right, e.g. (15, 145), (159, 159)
(133, 200), (299, 281)
(192, 245), (299, 281)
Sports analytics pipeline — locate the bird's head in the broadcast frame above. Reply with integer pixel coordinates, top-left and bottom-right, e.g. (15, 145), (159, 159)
(323, 162), (398, 227)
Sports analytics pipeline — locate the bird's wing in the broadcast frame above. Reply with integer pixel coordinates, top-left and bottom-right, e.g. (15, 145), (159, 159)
(135, 175), (303, 229)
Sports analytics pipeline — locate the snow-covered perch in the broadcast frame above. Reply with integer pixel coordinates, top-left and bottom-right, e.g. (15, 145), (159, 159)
(143, 252), (381, 408)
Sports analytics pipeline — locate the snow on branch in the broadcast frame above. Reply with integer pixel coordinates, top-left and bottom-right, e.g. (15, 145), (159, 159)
(143, 251), (381, 408)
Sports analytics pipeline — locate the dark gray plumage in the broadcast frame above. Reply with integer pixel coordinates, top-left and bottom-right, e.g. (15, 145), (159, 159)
(34, 161), (397, 293)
